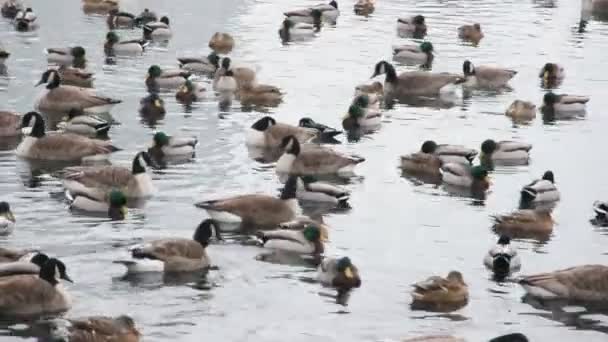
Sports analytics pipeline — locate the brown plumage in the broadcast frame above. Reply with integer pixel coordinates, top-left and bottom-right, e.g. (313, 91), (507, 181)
(37, 84), (120, 113)
(355, 81), (383, 97)
(238, 84), (283, 107)
(208, 32), (234, 54)
(520, 265), (608, 302)
(247, 117), (316, 148)
(131, 239), (208, 272)
(458, 23), (483, 42)
(18, 133), (115, 161)
(82, 0), (119, 14)
(0, 111), (20, 137)
(57, 66), (94, 88)
(0, 247), (34, 263)
(59, 315), (141, 342)
(199, 195), (296, 227)
(400, 152), (443, 176)
(277, 137), (365, 175)
(492, 209), (553, 239)
(506, 100), (536, 121)
(411, 271), (469, 309)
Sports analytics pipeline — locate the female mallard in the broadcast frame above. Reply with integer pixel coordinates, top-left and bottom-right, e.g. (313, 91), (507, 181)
(57, 109), (110, 137)
(0, 201), (15, 236)
(480, 139), (532, 165)
(296, 175), (350, 205)
(396, 15), (427, 38)
(0, 111), (20, 137)
(57, 65), (94, 88)
(175, 80), (206, 104)
(1, 0), (22, 19)
(411, 271), (469, 310)
(520, 171), (560, 207)
(393, 42), (434, 66)
(400, 151), (442, 176)
(506, 100), (536, 121)
(540, 92), (589, 120)
(145, 65), (190, 92)
(143, 16), (171, 41)
(277, 136), (365, 175)
(419, 140), (477, 165)
(462, 60), (517, 89)
(49, 315), (141, 342)
(458, 23), (483, 43)
(104, 31), (148, 57)
(539, 63), (565, 85)
(257, 225), (324, 255)
(208, 32), (234, 54)
(35, 69), (122, 114)
(45, 46), (87, 68)
(520, 264), (608, 301)
(354, 0), (374, 15)
(147, 132), (197, 163)
(63, 151), (157, 201)
(483, 235), (521, 278)
(342, 94), (382, 130)
(17, 112), (119, 161)
(298, 117), (341, 143)
(67, 189), (128, 220)
(492, 209), (554, 238)
(317, 257), (361, 293)
(195, 176), (299, 227)
(279, 17), (320, 43)
(177, 52), (220, 75)
(114, 219), (219, 274)
(246, 116), (316, 148)
(440, 163), (490, 189)
(239, 83), (283, 107)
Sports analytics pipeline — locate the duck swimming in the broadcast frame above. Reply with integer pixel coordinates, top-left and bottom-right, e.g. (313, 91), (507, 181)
(483, 235), (521, 279)
(480, 139), (532, 166)
(540, 92), (589, 120)
(49, 315), (141, 342)
(458, 23), (483, 43)
(45, 46), (87, 69)
(393, 42), (434, 66)
(317, 257), (361, 293)
(208, 32), (234, 54)
(396, 15), (427, 38)
(177, 52), (220, 75)
(67, 188), (128, 220)
(411, 271), (469, 311)
(257, 224), (324, 255)
(104, 31), (148, 57)
(520, 171), (560, 208)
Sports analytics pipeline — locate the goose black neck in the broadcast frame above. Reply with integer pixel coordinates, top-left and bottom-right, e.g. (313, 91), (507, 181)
(46, 74), (61, 89)
(287, 137), (300, 155)
(28, 113), (46, 138)
(132, 153), (146, 174)
(280, 176), (298, 200)
(384, 63), (398, 84)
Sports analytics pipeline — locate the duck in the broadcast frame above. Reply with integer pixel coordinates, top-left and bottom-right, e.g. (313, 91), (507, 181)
(592, 201), (608, 226)
(139, 93), (166, 120)
(519, 264), (608, 301)
(63, 151), (157, 201)
(208, 32), (234, 54)
(278, 217), (330, 242)
(114, 219), (219, 274)
(540, 92), (589, 120)
(213, 67), (237, 95)
(279, 17), (320, 43)
(505, 100), (536, 121)
(175, 80), (206, 104)
(520, 171), (560, 207)
(35, 69), (122, 114)
(539, 62), (565, 85)
(45, 46), (87, 69)
(298, 117), (342, 142)
(56, 109), (110, 138)
(238, 83), (284, 107)
(0, 111), (20, 137)
(56, 65), (94, 88)
(353, 0), (374, 15)
(480, 140), (532, 165)
(104, 31), (148, 57)
(458, 23), (484, 43)
(342, 94), (382, 130)
(147, 132), (197, 163)
(400, 151), (443, 176)
(411, 271), (469, 308)
(106, 8), (137, 29)
(82, 0), (118, 14)
(49, 315), (141, 342)
(257, 225), (324, 255)
(67, 188), (128, 220)
(17, 112), (119, 161)
(317, 257), (361, 293)
(277, 136), (365, 175)
(215, 57), (256, 90)
(420, 140), (477, 165)
(0, 201), (15, 236)
(1, 0), (22, 19)
(312, 0), (339, 23)
(143, 16), (172, 41)
(246, 116), (316, 148)
(491, 209), (554, 238)
(440, 163), (490, 189)
(145, 65), (191, 93)
(195, 175), (299, 227)
(483, 235), (521, 278)
(296, 175), (350, 205)
(0, 258), (72, 317)
(371, 61), (464, 99)
(284, 1), (337, 24)
(177, 52), (220, 75)
(13, 8), (37, 32)
(0, 247), (37, 263)
(354, 81), (383, 98)
(393, 42), (434, 66)
(462, 60), (517, 89)
(396, 15), (427, 38)
(0, 253), (49, 277)
(0, 47), (8, 75)
(134, 8), (158, 27)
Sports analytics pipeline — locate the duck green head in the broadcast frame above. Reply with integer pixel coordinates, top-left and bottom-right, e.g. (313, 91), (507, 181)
(106, 31), (119, 43)
(153, 132), (170, 146)
(419, 41), (433, 53)
(109, 189), (127, 207)
(471, 165), (488, 180)
(303, 225), (321, 242)
(301, 175), (318, 184)
(147, 65), (162, 78)
(71, 46), (86, 58)
(354, 94), (370, 108)
(348, 104), (364, 119)
(337, 257), (355, 278)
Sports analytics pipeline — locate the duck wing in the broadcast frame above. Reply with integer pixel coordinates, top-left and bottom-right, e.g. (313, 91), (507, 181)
(475, 66), (517, 82)
(413, 276), (448, 292)
(435, 144), (478, 160)
(440, 163), (469, 177)
(492, 210), (537, 224)
(398, 72), (462, 95)
(196, 194), (285, 218)
(161, 69), (191, 79)
(64, 165), (133, 188)
(284, 9), (312, 17)
(297, 148), (365, 170)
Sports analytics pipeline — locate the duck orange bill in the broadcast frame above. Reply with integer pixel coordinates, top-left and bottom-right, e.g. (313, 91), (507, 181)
(344, 267), (354, 278)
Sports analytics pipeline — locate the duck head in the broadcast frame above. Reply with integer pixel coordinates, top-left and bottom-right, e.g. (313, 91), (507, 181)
(542, 92), (559, 106)
(446, 270), (466, 285)
(152, 132), (170, 147)
(193, 219), (222, 247)
(220, 57), (232, 70)
(542, 170), (555, 183)
(329, 0), (338, 9)
(160, 16), (170, 25)
(207, 52), (220, 69)
(480, 139), (498, 156)
(106, 31), (120, 44)
(147, 65), (162, 79)
(108, 189), (127, 220)
(303, 225), (321, 242)
(39, 258), (73, 286)
(36, 69), (62, 89)
(251, 116), (276, 132)
(21, 112), (46, 138)
(0, 201), (14, 222)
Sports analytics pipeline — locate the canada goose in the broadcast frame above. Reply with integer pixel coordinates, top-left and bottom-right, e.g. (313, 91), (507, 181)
(458, 23), (484, 43)
(540, 92), (589, 120)
(440, 163), (490, 189)
(257, 225), (324, 254)
(63, 151), (157, 201)
(539, 62), (565, 85)
(393, 42), (434, 66)
(520, 264), (608, 301)
(208, 32), (234, 54)
(520, 171), (560, 207)
(0, 257), (72, 317)
(354, 0), (374, 15)
(195, 175), (299, 227)
(35, 69), (122, 114)
(462, 60), (517, 89)
(49, 315), (141, 342)
(296, 176), (350, 205)
(480, 140), (532, 165)
(317, 257), (361, 292)
(147, 132), (197, 163)
(82, 0), (118, 14)
(0, 247), (36, 263)
(354, 81), (383, 98)
(0, 253), (48, 277)
(246, 116), (316, 148)
(298, 117), (342, 142)
(104, 31), (148, 57)
(67, 188), (128, 220)
(0, 201), (15, 236)
(277, 136), (365, 175)
(420, 140), (477, 165)
(1, 0), (22, 19)
(238, 83), (284, 107)
(0, 111), (20, 137)
(143, 16), (171, 41)
(483, 235), (521, 278)
(106, 8), (137, 29)
(505, 100), (536, 121)
(46, 46), (87, 69)
(592, 201), (608, 226)
(214, 57), (256, 90)
(17, 112), (119, 161)
(342, 94), (382, 130)
(14, 8), (37, 32)
(371, 61), (463, 99)
(114, 219), (219, 274)
(213, 67), (237, 95)
(279, 17), (320, 42)
(492, 209), (554, 238)
(411, 271), (468, 309)
(145, 65), (190, 93)
(177, 52), (220, 75)
(175, 80), (206, 104)
(139, 93), (166, 122)
(56, 65), (94, 88)
(396, 15), (427, 38)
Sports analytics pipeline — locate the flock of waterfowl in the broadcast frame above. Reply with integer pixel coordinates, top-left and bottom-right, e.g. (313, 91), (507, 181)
(0, 0), (607, 341)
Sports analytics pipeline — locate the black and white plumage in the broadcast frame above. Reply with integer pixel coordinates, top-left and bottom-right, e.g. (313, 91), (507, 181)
(483, 236), (521, 278)
(520, 171), (560, 206)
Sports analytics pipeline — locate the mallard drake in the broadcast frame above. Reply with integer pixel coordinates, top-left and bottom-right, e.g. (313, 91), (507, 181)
(239, 83), (283, 107)
(49, 315), (141, 342)
(317, 257), (361, 292)
(35, 69), (122, 114)
(393, 42), (434, 66)
(82, 0), (118, 14)
(342, 94), (382, 130)
(354, 81), (383, 98)
(143, 16), (171, 41)
(520, 171), (560, 206)
(492, 209), (554, 238)
(63, 151), (157, 201)
(208, 32), (234, 54)
(480, 140), (532, 165)
(246, 116), (316, 148)
(0, 253), (49, 277)
(1, 0), (22, 19)
(539, 63), (564, 84)
(57, 109), (110, 137)
(104, 31), (148, 57)
(278, 217), (330, 241)
(195, 176), (299, 227)
(506, 100), (536, 121)
(46, 46), (87, 69)
(67, 188), (127, 220)
(0, 201), (15, 236)
(175, 80), (206, 104)
(371, 61), (463, 99)
(296, 175), (350, 205)
(420, 140), (477, 165)
(541, 92), (589, 120)
(147, 132), (197, 163)
(483, 235), (521, 278)
(214, 57), (256, 90)
(114, 219), (219, 274)
(17, 112), (119, 161)
(354, 0), (374, 15)
(0, 258), (72, 317)
(298, 117), (342, 142)
(145, 65), (190, 92)
(139, 93), (166, 123)
(458, 23), (484, 43)
(13, 8), (37, 32)
(0, 247), (36, 263)
(277, 136), (365, 175)
(462, 60), (517, 89)
(106, 8), (137, 29)
(177, 52), (220, 75)
(258, 225), (323, 255)
(440, 163), (490, 189)
(0, 111), (20, 137)
(56, 65), (94, 88)
(279, 17), (320, 43)
(520, 264), (608, 301)
(396, 15), (427, 38)
(411, 271), (469, 309)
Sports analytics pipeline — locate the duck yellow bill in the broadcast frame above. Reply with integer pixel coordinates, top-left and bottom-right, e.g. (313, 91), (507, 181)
(154, 99), (162, 107)
(543, 71), (549, 80)
(344, 267), (354, 279)
(120, 206), (128, 217)
(179, 86), (188, 94)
